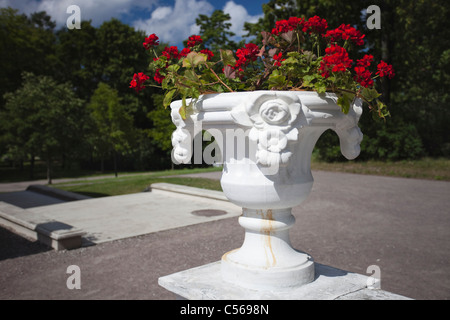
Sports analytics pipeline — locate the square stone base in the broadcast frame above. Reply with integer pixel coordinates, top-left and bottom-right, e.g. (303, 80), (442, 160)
(158, 261), (411, 300)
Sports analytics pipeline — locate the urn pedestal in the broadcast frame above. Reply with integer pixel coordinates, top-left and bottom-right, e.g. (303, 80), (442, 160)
(169, 91), (363, 291)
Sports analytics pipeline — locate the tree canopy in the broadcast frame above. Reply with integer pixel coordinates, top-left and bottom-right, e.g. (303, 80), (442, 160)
(0, 1), (448, 180)
(1, 72), (86, 182)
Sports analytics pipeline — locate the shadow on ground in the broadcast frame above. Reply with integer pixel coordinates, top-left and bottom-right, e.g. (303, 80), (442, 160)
(0, 226), (51, 261)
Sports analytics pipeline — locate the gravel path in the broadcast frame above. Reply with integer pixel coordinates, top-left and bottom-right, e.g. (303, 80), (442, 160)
(0, 170), (449, 300)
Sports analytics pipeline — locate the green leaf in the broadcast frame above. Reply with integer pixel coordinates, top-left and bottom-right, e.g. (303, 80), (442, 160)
(188, 51), (207, 67)
(182, 57), (191, 68)
(179, 96), (187, 119)
(184, 69), (198, 82)
(376, 101), (391, 119)
(314, 82), (327, 94)
(283, 56), (299, 65)
(167, 64), (180, 73)
(268, 70), (286, 89)
(220, 49), (236, 66)
(337, 94), (351, 114)
(163, 89), (176, 108)
(362, 87), (381, 102)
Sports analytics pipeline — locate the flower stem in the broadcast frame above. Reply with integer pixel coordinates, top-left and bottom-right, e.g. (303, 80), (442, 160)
(205, 63), (234, 92)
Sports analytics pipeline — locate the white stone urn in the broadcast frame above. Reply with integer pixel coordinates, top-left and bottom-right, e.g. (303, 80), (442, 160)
(170, 91), (363, 290)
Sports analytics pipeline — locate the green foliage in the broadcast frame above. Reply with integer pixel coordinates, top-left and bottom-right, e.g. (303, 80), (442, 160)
(147, 94), (176, 153)
(0, 8), (57, 105)
(361, 121), (425, 160)
(88, 83), (137, 171)
(196, 10), (238, 53)
(244, 0), (449, 159)
(145, 11), (390, 121)
(1, 72), (86, 181)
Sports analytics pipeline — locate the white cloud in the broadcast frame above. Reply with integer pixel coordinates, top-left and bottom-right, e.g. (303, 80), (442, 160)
(1, 0), (158, 26)
(133, 0), (214, 46)
(1, 0), (263, 46)
(223, 0), (263, 40)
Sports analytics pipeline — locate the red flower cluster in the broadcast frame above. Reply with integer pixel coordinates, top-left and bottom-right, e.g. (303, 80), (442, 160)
(133, 34), (216, 87)
(376, 60), (395, 79)
(180, 47), (191, 57)
(323, 24), (365, 46)
(319, 44), (353, 78)
(354, 67), (373, 88)
(303, 15), (328, 35)
(353, 54), (374, 88)
(233, 43), (260, 73)
(273, 52), (285, 67)
(271, 17), (306, 35)
(152, 46), (183, 84)
(129, 72), (149, 92)
(153, 69), (165, 84)
(143, 33), (159, 50)
(200, 48), (214, 60)
(187, 35), (203, 48)
(357, 54), (373, 68)
(162, 46), (181, 60)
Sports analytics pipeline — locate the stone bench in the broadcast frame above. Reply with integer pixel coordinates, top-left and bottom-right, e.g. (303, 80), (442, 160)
(0, 201), (84, 250)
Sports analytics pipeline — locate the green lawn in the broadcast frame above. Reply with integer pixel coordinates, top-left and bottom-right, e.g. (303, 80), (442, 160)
(53, 167), (222, 197)
(2, 158), (449, 198)
(311, 157), (450, 181)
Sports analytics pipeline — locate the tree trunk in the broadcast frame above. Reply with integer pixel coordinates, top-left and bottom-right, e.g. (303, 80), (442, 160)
(29, 154), (35, 180)
(114, 150), (118, 178)
(101, 157), (104, 173)
(46, 155), (52, 185)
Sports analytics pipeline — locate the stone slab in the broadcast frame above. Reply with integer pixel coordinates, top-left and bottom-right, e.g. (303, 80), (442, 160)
(158, 261), (412, 300)
(0, 201), (85, 250)
(0, 184), (242, 247)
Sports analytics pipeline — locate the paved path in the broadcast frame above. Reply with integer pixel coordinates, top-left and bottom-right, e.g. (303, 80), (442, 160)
(0, 171), (449, 300)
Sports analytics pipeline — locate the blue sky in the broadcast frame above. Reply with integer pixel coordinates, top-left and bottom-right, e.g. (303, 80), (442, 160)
(1, 0), (267, 46)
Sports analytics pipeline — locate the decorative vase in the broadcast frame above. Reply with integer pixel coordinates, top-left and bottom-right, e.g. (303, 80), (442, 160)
(170, 90), (363, 290)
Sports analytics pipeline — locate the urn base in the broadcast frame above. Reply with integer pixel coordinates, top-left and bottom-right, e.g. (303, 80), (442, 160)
(221, 250), (315, 290)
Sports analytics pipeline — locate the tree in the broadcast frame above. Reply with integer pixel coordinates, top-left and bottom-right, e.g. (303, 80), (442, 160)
(88, 82), (136, 176)
(54, 20), (100, 100)
(0, 8), (57, 106)
(1, 73), (86, 183)
(196, 10), (239, 53)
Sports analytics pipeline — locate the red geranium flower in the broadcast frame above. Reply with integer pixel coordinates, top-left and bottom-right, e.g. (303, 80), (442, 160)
(154, 69), (165, 84)
(200, 48), (214, 60)
(179, 47), (191, 57)
(162, 46), (181, 60)
(143, 34), (159, 50)
(354, 66), (374, 88)
(376, 60), (395, 79)
(323, 24), (365, 46)
(272, 20), (290, 35)
(271, 17), (306, 35)
(187, 35), (203, 48)
(357, 54), (374, 68)
(319, 44), (353, 78)
(129, 72), (150, 92)
(234, 43), (260, 72)
(303, 16), (328, 35)
(273, 52), (285, 67)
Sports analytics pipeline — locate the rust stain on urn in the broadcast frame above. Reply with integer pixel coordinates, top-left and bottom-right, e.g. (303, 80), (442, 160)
(262, 209), (277, 268)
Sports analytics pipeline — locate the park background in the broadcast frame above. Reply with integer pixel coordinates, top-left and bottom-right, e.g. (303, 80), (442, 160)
(1, 0), (449, 185)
